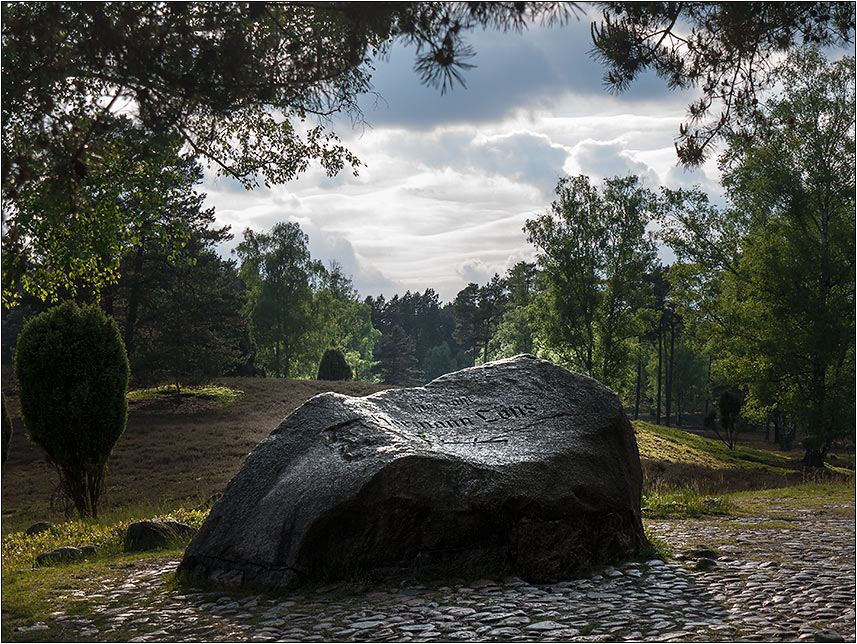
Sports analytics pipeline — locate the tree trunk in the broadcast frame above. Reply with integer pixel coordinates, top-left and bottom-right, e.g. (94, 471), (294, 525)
(123, 244), (147, 359)
(585, 329), (594, 378)
(665, 316), (675, 427)
(633, 345), (642, 420)
(704, 355), (712, 416)
(774, 409), (795, 451)
(803, 446), (827, 468)
(656, 322), (662, 425)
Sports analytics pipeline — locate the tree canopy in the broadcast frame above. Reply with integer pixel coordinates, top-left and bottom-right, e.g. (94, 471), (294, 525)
(591, 1), (855, 165)
(525, 175), (658, 391)
(4, 2), (852, 305)
(659, 48), (855, 464)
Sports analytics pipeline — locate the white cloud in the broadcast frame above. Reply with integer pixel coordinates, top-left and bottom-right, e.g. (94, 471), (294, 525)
(203, 21), (728, 302)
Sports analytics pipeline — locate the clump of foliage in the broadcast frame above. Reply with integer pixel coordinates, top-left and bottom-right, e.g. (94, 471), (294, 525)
(1, 393), (11, 468)
(126, 384), (244, 406)
(14, 302), (129, 518)
(316, 347), (352, 381)
(658, 48), (855, 467)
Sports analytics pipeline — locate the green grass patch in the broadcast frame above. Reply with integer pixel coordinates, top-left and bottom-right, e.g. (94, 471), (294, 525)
(640, 528), (673, 561)
(126, 383), (244, 406)
(827, 451), (855, 470)
(634, 420), (794, 474)
(730, 479), (854, 500)
(2, 505), (209, 571)
(728, 479), (855, 516)
(642, 483), (734, 519)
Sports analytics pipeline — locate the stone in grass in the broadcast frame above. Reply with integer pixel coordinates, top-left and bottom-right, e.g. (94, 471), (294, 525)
(180, 355), (646, 589)
(25, 521), (53, 535)
(124, 518), (196, 552)
(35, 545), (99, 567)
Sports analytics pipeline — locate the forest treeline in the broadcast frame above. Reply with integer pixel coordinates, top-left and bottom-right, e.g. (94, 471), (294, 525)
(2, 48), (853, 469)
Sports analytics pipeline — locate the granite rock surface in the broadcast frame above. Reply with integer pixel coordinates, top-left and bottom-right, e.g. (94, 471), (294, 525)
(179, 355), (645, 588)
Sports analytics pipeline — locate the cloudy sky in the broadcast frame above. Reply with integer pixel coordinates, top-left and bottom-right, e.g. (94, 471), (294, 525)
(202, 12), (724, 302)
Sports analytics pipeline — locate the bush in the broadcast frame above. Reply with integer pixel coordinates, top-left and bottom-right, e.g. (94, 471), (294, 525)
(2, 392), (11, 468)
(316, 347), (352, 381)
(14, 302), (129, 518)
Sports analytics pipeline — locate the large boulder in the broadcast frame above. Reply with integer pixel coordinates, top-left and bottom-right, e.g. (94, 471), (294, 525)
(179, 355), (645, 589)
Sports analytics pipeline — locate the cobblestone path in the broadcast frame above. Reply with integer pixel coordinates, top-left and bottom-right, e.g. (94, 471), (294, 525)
(13, 500), (855, 642)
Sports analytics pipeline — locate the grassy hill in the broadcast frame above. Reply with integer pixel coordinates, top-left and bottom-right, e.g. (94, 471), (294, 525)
(2, 378), (851, 532)
(1, 377), (389, 532)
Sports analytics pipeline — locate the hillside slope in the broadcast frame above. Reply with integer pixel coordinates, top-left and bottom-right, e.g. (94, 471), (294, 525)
(1, 378), (388, 527)
(3, 379), (846, 528)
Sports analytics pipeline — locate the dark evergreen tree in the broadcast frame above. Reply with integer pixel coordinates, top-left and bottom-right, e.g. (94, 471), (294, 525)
(372, 325), (423, 386)
(14, 302), (129, 518)
(317, 348), (353, 381)
(99, 144), (236, 372)
(367, 289), (458, 378)
(451, 283), (481, 365)
(131, 249), (246, 393)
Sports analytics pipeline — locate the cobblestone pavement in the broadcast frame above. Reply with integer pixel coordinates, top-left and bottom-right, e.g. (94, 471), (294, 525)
(13, 501), (855, 642)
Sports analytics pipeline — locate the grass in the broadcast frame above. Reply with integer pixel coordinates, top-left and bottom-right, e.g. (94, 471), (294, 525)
(635, 420), (854, 517)
(729, 479), (856, 517)
(640, 528), (673, 561)
(2, 502), (211, 640)
(2, 503), (210, 571)
(633, 420), (795, 474)
(126, 383), (244, 406)
(642, 484), (734, 519)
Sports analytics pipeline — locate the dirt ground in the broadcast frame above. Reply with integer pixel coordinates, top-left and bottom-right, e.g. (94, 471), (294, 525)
(1, 375), (388, 528)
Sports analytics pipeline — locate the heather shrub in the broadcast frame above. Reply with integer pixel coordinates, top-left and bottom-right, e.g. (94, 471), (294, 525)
(316, 347), (352, 381)
(14, 302), (129, 518)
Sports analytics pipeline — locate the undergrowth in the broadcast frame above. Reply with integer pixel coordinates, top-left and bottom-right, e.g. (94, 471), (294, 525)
(642, 483), (734, 519)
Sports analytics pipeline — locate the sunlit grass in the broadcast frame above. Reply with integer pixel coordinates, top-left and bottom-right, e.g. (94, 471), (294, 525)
(634, 420), (794, 474)
(2, 504), (210, 571)
(642, 482), (734, 519)
(126, 383), (244, 406)
(730, 479), (854, 505)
